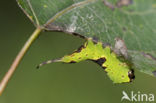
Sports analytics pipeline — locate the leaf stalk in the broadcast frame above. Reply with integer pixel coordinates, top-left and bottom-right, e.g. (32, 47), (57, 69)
(0, 27), (42, 95)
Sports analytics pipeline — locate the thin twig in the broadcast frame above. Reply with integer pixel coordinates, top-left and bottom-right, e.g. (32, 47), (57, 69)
(0, 27), (42, 95)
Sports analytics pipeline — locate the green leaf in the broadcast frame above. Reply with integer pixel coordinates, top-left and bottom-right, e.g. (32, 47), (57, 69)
(17, 0), (156, 77)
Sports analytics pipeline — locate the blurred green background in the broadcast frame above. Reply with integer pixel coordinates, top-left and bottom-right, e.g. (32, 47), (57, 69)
(0, 0), (156, 103)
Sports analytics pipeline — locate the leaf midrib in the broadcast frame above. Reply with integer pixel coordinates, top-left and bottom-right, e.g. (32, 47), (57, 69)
(24, 0), (97, 28)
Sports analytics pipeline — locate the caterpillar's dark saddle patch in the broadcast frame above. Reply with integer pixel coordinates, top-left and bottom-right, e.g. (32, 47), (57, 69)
(92, 58), (106, 69)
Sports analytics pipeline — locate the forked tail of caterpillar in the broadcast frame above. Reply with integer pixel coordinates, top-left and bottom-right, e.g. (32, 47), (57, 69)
(36, 58), (62, 69)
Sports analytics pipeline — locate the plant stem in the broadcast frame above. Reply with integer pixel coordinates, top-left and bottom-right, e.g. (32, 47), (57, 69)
(0, 27), (42, 95)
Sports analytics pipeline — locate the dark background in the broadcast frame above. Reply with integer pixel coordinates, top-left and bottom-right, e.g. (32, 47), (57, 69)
(0, 0), (156, 103)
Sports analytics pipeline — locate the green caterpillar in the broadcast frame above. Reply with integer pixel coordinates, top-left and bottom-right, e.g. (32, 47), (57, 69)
(37, 39), (135, 83)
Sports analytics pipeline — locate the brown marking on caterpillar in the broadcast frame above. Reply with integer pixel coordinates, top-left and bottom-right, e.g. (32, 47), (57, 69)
(128, 69), (135, 82)
(93, 57), (106, 67)
(78, 57), (81, 59)
(70, 54), (75, 57)
(69, 61), (76, 63)
(122, 75), (125, 79)
(74, 45), (85, 53)
(102, 66), (107, 70)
